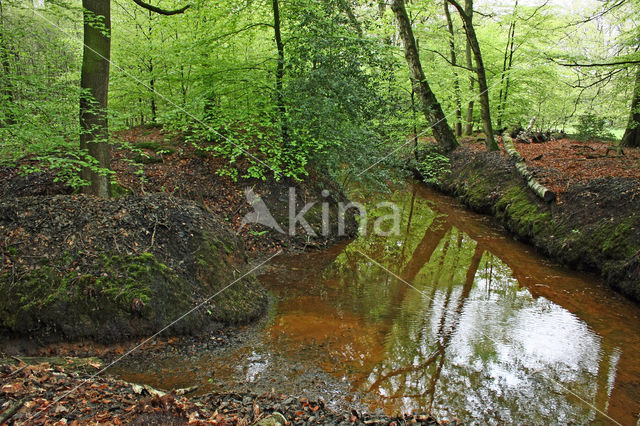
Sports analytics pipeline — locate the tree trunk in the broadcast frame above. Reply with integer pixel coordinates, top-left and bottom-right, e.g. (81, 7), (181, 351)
(337, 0), (362, 36)
(0, 0), (15, 126)
(80, 0), (111, 198)
(444, 1), (462, 137)
(272, 0), (288, 143)
(447, 0), (498, 151)
(463, 0), (474, 136)
(390, 0), (458, 152)
(497, 2), (517, 129)
(149, 61), (157, 123)
(148, 10), (156, 123)
(621, 66), (640, 148)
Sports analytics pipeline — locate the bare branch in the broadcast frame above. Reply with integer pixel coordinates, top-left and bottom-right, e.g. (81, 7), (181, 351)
(423, 47), (475, 72)
(545, 54), (640, 67)
(131, 0), (190, 15)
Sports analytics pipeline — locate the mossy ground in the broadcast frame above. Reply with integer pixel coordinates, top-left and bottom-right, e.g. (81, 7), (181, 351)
(0, 194), (267, 343)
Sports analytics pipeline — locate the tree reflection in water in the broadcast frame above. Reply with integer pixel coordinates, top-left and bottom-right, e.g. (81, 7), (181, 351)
(267, 185), (636, 424)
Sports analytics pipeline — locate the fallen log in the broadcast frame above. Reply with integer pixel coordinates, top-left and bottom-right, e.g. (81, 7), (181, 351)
(503, 133), (557, 203)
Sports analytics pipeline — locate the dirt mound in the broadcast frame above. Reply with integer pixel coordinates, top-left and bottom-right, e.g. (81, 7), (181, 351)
(0, 194), (267, 343)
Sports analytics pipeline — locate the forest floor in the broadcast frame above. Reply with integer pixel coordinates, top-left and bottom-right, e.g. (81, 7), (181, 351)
(466, 136), (640, 198)
(0, 360), (444, 425)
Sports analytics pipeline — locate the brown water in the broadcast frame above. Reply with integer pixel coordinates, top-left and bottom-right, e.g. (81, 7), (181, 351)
(111, 184), (640, 425)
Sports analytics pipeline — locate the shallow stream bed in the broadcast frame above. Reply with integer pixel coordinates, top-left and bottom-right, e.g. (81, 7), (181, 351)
(111, 184), (640, 424)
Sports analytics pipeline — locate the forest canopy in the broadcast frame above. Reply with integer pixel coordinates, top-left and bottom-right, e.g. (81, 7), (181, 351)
(0, 0), (639, 193)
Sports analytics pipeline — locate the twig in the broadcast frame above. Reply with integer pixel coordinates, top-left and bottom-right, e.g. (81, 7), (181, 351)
(6, 363), (27, 378)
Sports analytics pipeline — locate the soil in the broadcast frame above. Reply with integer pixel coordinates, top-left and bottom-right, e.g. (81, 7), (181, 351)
(422, 138), (640, 302)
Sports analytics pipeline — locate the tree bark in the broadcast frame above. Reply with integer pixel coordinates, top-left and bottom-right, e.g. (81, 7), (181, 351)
(337, 0), (362, 36)
(148, 10), (156, 123)
(390, 0), (458, 152)
(463, 0), (474, 136)
(131, 0), (190, 15)
(80, 0), (111, 197)
(621, 66), (640, 148)
(444, 1), (462, 137)
(503, 133), (556, 202)
(272, 0), (288, 143)
(447, 0), (498, 151)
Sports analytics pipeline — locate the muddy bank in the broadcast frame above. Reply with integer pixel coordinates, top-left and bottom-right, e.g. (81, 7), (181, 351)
(0, 194), (266, 343)
(111, 126), (358, 253)
(420, 144), (640, 302)
(0, 125), (358, 344)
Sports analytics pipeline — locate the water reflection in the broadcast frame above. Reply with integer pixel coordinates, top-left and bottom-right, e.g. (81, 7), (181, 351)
(261, 184), (640, 424)
(112, 183), (640, 424)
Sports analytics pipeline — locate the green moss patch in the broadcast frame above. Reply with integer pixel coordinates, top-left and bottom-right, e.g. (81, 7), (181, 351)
(494, 186), (552, 239)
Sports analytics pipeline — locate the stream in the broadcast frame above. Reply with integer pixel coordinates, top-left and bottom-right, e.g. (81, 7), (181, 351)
(110, 183), (640, 425)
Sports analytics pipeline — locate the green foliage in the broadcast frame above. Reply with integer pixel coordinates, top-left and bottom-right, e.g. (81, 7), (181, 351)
(576, 113), (616, 140)
(1, 0), (637, 189)
(417, 147), (451, 184)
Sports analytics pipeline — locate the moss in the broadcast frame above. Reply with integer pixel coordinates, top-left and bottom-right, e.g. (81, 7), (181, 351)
(193, 235), (266, 325)
(602, 217), (638, 258)
(134, 154), (163, 164)
(111, 182), (132, 198)
(568, 216), (639, 265)
(456, 171), (493, 211)
(0, 252), (193, 341)
(494, 186), (552, 239)
(135, 141), (162, 151)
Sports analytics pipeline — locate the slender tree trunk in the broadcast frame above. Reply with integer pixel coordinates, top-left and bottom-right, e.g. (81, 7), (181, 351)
(447, 0), (498, 151)
(0, 0), (15, 126)
(390, 0), (458, 152)
(411, 88), (419, 159)
(444, 2), (462, 137)
(148, 10), (156, 123)
(272, 0), (288, 143)
(337, 0), (362, 36)
(149, 60), (157, 123)
(463, 0), (474, 136)
(497, 1), (517, 129)
(621, 66), (640, 148)
(80, 0), (111, 197)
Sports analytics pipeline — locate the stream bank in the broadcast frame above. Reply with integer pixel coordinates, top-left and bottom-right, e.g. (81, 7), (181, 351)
(419, 142), (640, 302)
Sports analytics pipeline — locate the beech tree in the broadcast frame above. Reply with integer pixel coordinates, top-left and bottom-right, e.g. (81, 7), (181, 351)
(443, 1), (462, 136)
(390, 0), (459, 152)
(621, 67), (640, 147)
(462, 0), (474, 136)
(445, 0), (499, 151)
(80, 0), (189, 197)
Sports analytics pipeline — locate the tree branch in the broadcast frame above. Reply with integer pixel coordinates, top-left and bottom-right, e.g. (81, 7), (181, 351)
(423, 47), (475, 72)
(131, 0), (190, 15)
(545, 54), (640, 67)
